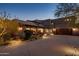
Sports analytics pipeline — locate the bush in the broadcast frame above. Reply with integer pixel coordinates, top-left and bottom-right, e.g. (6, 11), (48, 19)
(19, 30), (43, 41)
(0, 33), (12, 46)
(0, 39), (9, 46)
(23, 30), (33, 40)
(29, 32), (43, 41)
(1, 33), (15, 42)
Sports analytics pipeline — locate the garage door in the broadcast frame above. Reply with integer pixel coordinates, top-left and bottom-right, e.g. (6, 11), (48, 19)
(56, 28), (72, 35)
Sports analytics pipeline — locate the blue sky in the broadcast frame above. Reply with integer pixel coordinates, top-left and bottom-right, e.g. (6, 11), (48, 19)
(0, 3), (57, 20)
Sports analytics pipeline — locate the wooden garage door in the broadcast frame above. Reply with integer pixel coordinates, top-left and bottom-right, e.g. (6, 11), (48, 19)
(56, 28), (72, 35)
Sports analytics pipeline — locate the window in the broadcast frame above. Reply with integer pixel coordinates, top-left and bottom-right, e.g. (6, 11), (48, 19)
(51, 22), (54, 25)
(65, 19), (71, 21)
(66, 19), (70, 21)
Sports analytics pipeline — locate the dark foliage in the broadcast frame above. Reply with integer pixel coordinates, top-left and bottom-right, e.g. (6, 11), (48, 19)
(23, 30), (33, 40)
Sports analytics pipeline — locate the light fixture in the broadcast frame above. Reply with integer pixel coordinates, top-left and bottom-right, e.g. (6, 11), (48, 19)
(72, 28), (78, 31)
(53, 28), (56, 32)
(18, 27), (23, 31)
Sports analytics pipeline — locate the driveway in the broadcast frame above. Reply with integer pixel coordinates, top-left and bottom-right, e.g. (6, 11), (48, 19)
(0, 35), (79, 56)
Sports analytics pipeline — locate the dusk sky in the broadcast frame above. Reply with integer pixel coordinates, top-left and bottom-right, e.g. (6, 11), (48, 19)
(0, 3), (57, 20)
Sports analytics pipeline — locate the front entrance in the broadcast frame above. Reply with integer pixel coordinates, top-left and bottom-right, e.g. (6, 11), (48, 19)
(55, 28), (72, 35)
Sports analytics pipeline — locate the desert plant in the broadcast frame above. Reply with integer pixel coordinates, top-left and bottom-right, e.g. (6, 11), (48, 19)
(23, 30), (33, 40)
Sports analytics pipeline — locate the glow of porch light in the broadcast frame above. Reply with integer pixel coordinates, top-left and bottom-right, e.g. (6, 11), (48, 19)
(72, 28), (78, 31)
(53, 28), (56, 31)
(26, 28), (30, 30)
(31, 28), (36, 31)
(18, 27), (23, 31)
(38, 28), (43, 33)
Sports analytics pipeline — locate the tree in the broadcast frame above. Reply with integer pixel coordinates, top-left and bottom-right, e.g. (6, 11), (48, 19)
(0, 11), (11, 20)
(0, 10), (19, 37)
(0, 18), (6, 37)
(0, 18), (20, 42)
(55, 3), (79, 17)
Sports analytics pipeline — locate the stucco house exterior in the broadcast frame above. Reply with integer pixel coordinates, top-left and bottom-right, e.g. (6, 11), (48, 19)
(12, 15), (79, 35)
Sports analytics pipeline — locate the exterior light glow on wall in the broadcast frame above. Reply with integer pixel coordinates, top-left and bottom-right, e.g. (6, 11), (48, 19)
(67, 19), (70, 21)
(53, 28), (56, 32)
(49, 29), (52, 32)
(31, 28), (36, 32)
(26, 28), (30, 30)
(72, 28), (78, 31)
(18, 27), (23, 31)
(45, 29), (49, 33)
(38, 28), (43, 33)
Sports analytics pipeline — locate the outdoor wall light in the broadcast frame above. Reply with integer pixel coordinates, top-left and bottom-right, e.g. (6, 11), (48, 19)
(30, 28), (36, 32)
(72, 28), (78, 31)
(38, 28), (43, 33)
(45, 29), (49, 33)
(53, 28), (56, 32)
(26, 28), (30, 30)
(18, 27), (23, 31)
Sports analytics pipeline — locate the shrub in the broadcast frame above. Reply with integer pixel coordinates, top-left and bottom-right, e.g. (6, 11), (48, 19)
(29, 32), (43, 41)
(23, 30), (33, 40)
(2, 33), (13, 41)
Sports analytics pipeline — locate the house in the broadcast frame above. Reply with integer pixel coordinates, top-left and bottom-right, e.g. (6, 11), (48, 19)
(12, 19), (45, 33)
(32, 16), (79, 35)
(51, 16), (77, 35)
(51, 16), (77, 28)
(31, 19), (54, 33)
(12, 15), (79, 35)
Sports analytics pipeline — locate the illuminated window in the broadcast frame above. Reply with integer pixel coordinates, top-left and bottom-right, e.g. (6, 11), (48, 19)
(38, 28), (43, 33)
(26, 28), (30, 30)
(18, 27), (23, 31)
(45, 29), (49, 33)
(72, 28), (78, 31)
(65, 19), (70, 21)
(31, 28), (36, 31)
(53, 28), (56, 32)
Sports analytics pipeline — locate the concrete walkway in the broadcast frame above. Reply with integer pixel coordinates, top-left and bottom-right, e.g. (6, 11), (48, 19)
(0, 35), (79, 56)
